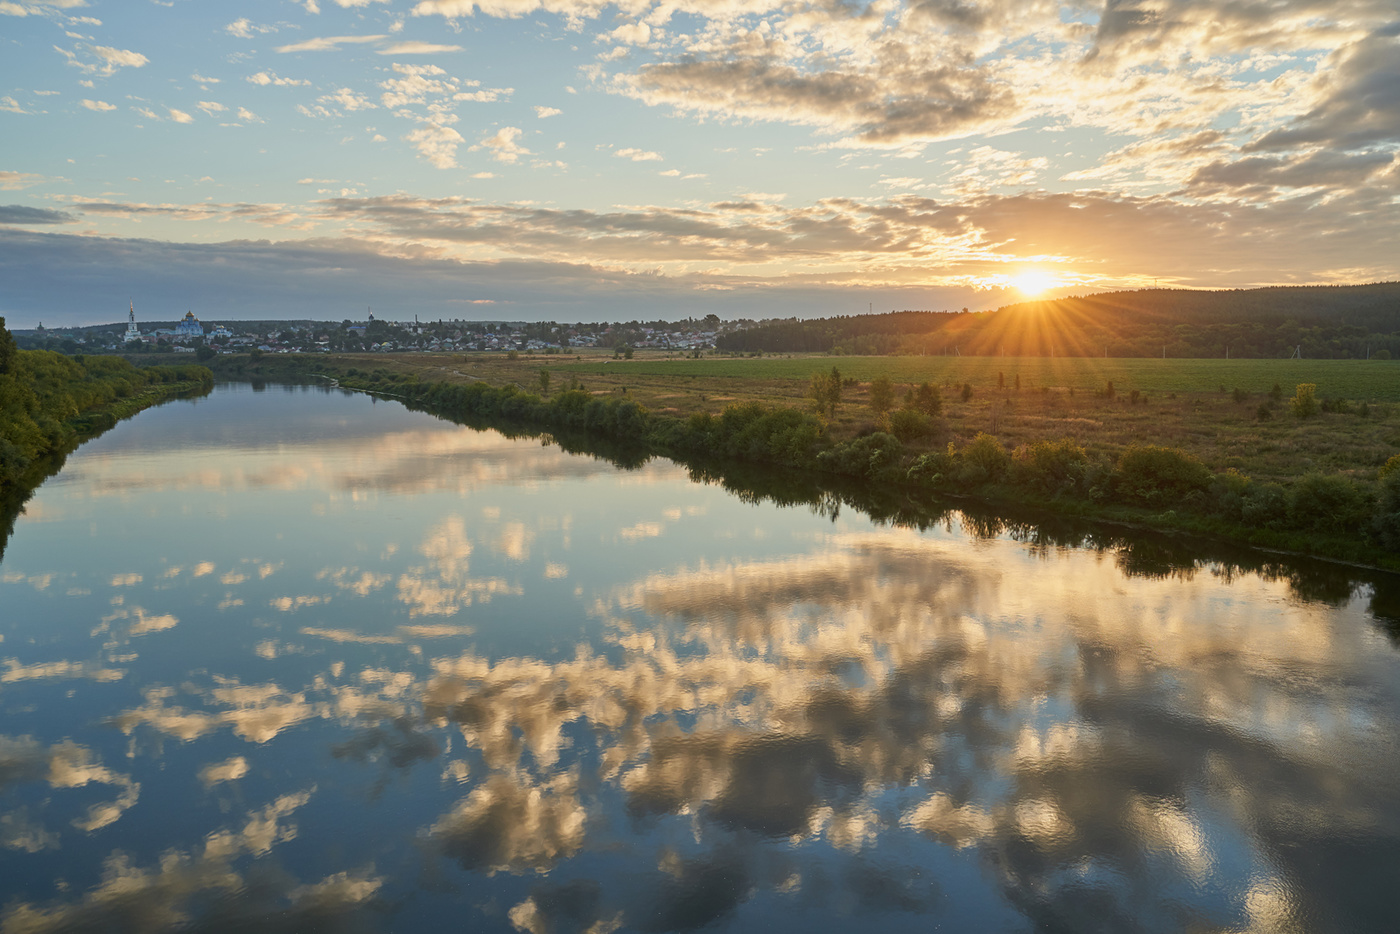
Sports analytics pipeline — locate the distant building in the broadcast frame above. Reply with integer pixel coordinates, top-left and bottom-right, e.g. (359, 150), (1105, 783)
(125, 301), (141, 342)
(175, 311), (203, 339)
(207, 324), (233, 340)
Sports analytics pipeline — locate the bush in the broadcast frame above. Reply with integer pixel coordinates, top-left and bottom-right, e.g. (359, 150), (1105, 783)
(1113, 444), (1211, 507)
(887, 408), (937, 442)
(957, 432), (1009, 485)
(1232, 387), (1247, 403)
(817, 432), (904, 480)
(1287, 472), (1372, 535)
(905, 382), (941, 417)
(1241, 482), (1289, 529)
(1256, 403), (1273, 421)
(1375, 470), (1400, 549)
(1010, 438), (1089, 496)
(1290, 383), (1318, 418)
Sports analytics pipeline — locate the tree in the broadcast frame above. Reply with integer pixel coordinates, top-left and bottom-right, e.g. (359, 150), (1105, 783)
(905, 381), (941, 416)
(1291, 383), (1318, 418)
(808, 366), (842, 418)
(0, 317), (16, 376)
(538, 368), (550, 395)
(195, 345), (216, 362)
(868, 376), (894, 419)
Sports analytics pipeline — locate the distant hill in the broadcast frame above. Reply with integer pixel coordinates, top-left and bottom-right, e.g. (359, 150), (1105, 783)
(718, 283), (1400, 358)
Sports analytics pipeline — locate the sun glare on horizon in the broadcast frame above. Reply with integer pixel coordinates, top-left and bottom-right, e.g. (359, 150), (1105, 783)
(1012, 270), (1057, 296)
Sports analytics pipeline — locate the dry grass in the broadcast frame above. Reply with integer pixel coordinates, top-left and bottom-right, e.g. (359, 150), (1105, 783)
(296, 350), (1400, 483)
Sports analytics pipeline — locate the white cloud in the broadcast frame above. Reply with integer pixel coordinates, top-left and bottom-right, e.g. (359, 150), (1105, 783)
(471, 126), (530, 163)
(275, 35), (387, 53)
(197, 101), (226, 116)
(0, 170), (47, 189)
(1, 96), (27, 113)
(168, 108), (194, 123)
(223, 17), (277, 38)
(534, 105), (560, 118)
(406, 122), (465, 168)
(377, 41), (462, 55)
(608, 22), (650, 45)
(92, 45), (148, 71)
(236, 107), (261, 122)
(191, 73), (220, 84)
(246, 71), (310, 87)
(79, 98), (115, 111)
(615, 147), (662, 161)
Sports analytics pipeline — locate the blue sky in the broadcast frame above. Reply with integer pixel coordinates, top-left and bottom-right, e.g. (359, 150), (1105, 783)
(2, 0), (1398, 325)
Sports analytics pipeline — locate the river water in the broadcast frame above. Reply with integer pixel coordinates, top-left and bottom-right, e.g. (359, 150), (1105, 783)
(2, 382), (1399, 933)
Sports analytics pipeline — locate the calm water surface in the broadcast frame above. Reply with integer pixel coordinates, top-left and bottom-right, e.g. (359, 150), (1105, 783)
(2, 382), (1399, 933)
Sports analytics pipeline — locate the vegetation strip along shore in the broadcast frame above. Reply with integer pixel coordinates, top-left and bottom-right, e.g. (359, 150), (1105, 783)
(208, 351), (1400, 571)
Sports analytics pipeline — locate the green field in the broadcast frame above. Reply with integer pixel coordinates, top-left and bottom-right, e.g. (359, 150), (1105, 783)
(570, 356), (1400, 400)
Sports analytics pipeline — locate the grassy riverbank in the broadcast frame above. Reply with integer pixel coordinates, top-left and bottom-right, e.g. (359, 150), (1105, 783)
(1, 324), (213, 494)
(205, 349), (1400, 569)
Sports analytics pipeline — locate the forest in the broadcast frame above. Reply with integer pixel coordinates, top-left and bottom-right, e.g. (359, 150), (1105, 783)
(718, 282), (1400, 358)
(0, 316), (212, 492)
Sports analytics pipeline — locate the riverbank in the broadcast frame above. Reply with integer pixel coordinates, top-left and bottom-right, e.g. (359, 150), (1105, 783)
(0, 345), (213, 495)
(197, 350), (1400, 571)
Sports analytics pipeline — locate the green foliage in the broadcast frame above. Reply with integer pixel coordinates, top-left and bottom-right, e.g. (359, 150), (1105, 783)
(808, 366), (842, 418)
(1113, 444), (1211, 507)
(1232, 387), (1247, 403)
(1380, 455), (1400, 480)
(538, 368), (550, 395)
(868, 376), (894, 417)
(904, 381), (941, 416)
(0, 317), (16, 376)
(195, 345), (216, 362)
(1011, 438), (1090, 496)
(887, 408), (938, 442)
(957, 432), (1010, 485)
(1256, 403), (1273, 421)
(1287, 472), (1372, 535)
(817, 432), (904, 479)
(1241, 482), (1289, 529)
(960, 382), (973, 402)
(1291, 383), (1319, 417)
(1375, 470), (1400, 549)
(0, 329), (212, 492)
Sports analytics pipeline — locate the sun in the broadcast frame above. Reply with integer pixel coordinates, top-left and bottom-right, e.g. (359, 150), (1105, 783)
(1011, 270), (1056, 296)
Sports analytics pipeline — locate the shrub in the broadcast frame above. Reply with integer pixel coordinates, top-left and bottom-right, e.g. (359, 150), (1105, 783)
(957, 432), (1009, 485)
(1375, 470), (1400, 549)
(1241, 482), (1289, 529)
(1010, 438), (1089, 496)
(817, 432), (904, 480)
(1232, 387), (1247, 403)
(905, 382), (941, 417)
(1287, 472), (1372, 535)
(1381, 455), (1400, 481)
(1113, 444), (1211, 507)
(1291, 383), (1318, 417)
(960, 383), (973, 402)
(1256, 403), (1273, 421)
(888, 408), (937, 442)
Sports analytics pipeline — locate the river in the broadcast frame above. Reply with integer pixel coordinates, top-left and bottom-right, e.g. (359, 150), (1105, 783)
(2, 381), (1398, 933)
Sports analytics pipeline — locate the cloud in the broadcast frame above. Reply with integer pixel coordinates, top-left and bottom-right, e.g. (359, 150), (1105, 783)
(275, 34), (388, 53)
(1246, 30), (1400, 152)
(534, 105), (560, 118)
(92, 45), (148, 71)
(0, 96), (24, 114)
(167, 107), (194, 123)
(404, 123), (466, 168)
(377, 41), (463, 55)
(0, 204), (75, 225)
(196, 100), (225, 116)
(246, 70), (310, 86)
(224, 17), (276, 39)
(79, 98), (115, 111)
(614, 147), (661, 161)
(472, 126), (530, 163)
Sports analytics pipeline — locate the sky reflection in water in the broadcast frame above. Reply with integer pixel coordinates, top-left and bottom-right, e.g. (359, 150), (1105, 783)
(2, 382), (1399, 933)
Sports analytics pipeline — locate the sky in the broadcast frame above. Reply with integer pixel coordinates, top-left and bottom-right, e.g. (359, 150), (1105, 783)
(1, 0), (1397, 327)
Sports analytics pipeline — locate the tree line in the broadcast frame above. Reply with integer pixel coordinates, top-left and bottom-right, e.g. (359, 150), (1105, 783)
(718, 283), (1400, 358)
